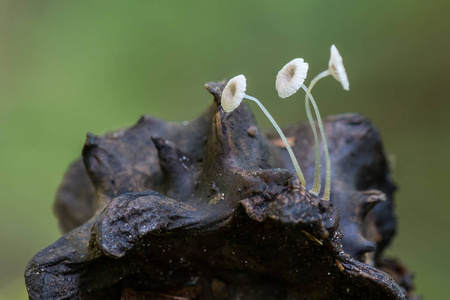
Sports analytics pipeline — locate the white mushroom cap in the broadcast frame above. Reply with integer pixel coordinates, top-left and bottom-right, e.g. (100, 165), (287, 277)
(276, 58), (309, 98)
(221, 74), (247, 112)
(328, 45), (349, 91)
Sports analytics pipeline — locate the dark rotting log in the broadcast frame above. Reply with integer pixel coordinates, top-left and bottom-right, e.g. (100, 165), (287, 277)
(25, 80), (417, 299)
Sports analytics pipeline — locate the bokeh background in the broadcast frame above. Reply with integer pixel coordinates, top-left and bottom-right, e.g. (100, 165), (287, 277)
(1, 1), (449, 298)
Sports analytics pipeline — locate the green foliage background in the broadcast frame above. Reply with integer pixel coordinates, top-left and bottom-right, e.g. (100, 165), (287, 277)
(1, 1), (449, 298)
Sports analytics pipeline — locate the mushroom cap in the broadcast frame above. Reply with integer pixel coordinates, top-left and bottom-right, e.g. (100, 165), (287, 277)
(221, 74), (247, 112)
(328, 45), (349, 91)
(276, 58), (309, 98)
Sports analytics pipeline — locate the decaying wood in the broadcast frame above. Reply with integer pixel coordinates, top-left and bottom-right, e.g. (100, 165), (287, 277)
(25, 81), (417, 299)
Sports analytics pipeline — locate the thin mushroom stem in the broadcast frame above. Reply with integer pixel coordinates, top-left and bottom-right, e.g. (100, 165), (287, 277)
(243, 94), (306, 188)
(302, 69), (332, 200)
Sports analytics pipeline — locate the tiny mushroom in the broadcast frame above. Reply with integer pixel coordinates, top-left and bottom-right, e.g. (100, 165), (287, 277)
(276, 45), (349, 200)
(221, 74), (247, 112)
(276, 58), (309, 98)
(221, 75), (306, 188)
(328, 44), (349, 91)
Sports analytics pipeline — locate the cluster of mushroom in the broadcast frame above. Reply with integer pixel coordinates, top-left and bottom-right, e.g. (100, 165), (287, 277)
(221, 45), (349, 201)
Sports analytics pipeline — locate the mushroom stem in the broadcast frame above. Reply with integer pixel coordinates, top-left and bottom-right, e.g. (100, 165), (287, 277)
(302, 69), (332, 200)
(243, 94), (306, 188)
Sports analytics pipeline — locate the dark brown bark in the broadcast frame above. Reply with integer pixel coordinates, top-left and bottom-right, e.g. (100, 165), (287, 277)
(25, 81), (417, 299)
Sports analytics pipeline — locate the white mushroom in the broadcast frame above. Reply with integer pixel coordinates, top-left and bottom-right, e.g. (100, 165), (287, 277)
(221, 75), (306, 188)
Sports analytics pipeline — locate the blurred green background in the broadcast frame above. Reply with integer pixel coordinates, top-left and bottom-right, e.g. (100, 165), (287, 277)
(1, 1), (449, 298)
